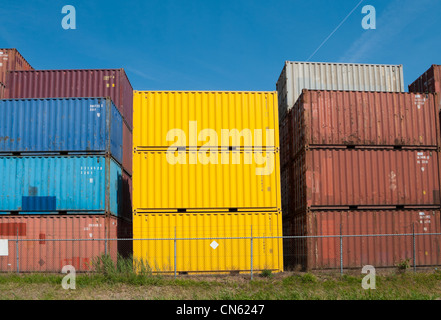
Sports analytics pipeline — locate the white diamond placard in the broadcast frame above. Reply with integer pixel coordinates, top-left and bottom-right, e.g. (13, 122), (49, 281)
(210, 241), (219, 250)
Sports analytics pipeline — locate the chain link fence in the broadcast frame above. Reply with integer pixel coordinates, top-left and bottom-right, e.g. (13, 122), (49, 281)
(1, 232), (441, 278)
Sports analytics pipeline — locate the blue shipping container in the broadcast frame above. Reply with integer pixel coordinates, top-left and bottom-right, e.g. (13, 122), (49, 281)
(0, 156), (123, 217)
(0, 98), (123, 165)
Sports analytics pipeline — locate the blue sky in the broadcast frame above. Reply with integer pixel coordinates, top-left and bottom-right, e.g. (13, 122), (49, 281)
(0, 0), (440, 91)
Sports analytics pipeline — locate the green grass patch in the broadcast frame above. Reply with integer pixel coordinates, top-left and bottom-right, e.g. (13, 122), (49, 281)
(1, 257), (441, 300)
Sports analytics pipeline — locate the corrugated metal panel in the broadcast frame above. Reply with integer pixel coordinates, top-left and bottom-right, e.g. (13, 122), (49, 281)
(133, 151), (281, 212)
(284, 209), (441, 270)
(0, 156), (123, 216)
(5, 69), (133, 130)
(291, 149), (440, 213)
(0, 215), (132, 272)
(290, 91), (440, 158)
(133, 212), (283, 273)
(276, 61), (405, 121)
(0, 49), (33, 85)
(409, 65), (441, 95)
(133, 91), (279, 150)
(0, 98), (123, 164)
(123, 122), (132, 176)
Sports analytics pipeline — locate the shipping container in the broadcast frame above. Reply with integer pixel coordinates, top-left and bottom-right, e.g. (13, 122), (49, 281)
(289, 90), (440, 158)
(276, 61), (405, 121)
(0, 49), (33, 85)
(0, 156), (123, 216)
(123, 121), (132, 176)
(283, 209), (441, 270)
(0, 98), (123, 163)
(289, 149), (440, 214)
(133, 91), (279, 150)
(409, 65), (441, 95)
(0, 215), (132, 272)
(133, 211), (283, 273)
(133, 151), (281, 212)
(5, 69), (133, 129)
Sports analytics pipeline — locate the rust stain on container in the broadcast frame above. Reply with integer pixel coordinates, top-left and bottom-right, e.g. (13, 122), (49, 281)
(289, 90), (440, 159)
(0, 215), (132, 272)
(0, 49), (33, 85)
(289, 149), (440, 213)
(5, 69), (133, 130)
(284, 209), (441, 270)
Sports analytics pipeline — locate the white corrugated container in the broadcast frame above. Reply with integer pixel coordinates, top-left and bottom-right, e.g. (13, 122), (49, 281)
(276, 61), (405, 121)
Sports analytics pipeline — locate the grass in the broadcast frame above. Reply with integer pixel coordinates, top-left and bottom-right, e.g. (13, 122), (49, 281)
(1, 255), (441, 300)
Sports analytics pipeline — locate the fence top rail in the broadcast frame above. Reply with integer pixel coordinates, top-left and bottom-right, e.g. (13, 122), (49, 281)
(2, 233), (441, 241)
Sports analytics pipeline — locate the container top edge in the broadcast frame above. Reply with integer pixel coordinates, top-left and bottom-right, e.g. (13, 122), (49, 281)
(0, 48), (33, 69)
(133, 90), (278, 94)
(285, 61), (403, 67)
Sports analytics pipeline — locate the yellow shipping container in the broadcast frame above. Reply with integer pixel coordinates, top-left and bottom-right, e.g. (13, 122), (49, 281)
(133, 91), (279, 150)
(133, 150), (281, 212)
(133, 212), (283, 273)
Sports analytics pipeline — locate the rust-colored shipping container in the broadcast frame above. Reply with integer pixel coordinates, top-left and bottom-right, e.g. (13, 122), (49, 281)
(289, 90), (440, 159)
(0, 49), (33, 85)
(0, 215), (132, 272)
(290, 149), (440, 214)
(123, 122), (133, 176)
(283, 209), (441, 270)
(409, 65), (441, 95)
(5, 69), (133, 129)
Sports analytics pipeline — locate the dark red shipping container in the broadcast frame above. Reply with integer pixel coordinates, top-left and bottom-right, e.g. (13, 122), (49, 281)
(290, 149), (440, 214)
(284, 209), (441, 270)
(123, 122), (133, 176)
(0, 49), (33, 85)
(0, 215), (132, 272)
(289, 90), (440, 159)
(409, 65), (441, 111)
(409, 65), (441, 95)
(5, 69), (133, 130)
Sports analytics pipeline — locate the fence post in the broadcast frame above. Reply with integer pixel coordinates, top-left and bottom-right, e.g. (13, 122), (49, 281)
(413, 223), (416, 273)
(174, 227), (177, 279)
(16, 228), (19, 274)
(340, 224), (343, 276)
(250, 225), (253, 281)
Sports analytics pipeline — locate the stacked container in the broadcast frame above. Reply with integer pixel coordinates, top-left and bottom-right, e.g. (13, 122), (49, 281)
(409, 65), (441, 110)
(0, 49), (33, 98)
(0, 67), (134, 272)
(279, 61), (441, 270)
(132, 91), (283, 274)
